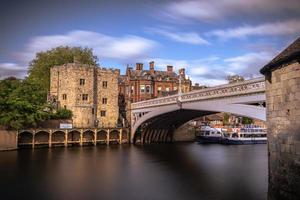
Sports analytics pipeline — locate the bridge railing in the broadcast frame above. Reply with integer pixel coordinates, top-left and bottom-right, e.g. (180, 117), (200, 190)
(131, 77), (265, 109)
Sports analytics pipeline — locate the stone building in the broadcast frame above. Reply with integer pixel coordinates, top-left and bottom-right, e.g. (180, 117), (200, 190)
(260, 37), (300, 199)
(118, 61), (192, 124)
(50, 63), (119, 128)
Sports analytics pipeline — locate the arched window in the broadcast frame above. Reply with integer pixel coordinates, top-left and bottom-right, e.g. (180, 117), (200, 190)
(146, 85), (151, 93)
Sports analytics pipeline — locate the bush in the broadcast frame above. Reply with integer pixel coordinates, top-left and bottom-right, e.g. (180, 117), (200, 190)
(51, 108), (72, 119)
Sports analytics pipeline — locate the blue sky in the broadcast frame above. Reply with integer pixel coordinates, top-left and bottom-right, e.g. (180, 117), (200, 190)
(1, 0), (300, 85)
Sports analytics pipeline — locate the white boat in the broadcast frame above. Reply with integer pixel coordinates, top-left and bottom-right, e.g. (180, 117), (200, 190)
(195, 125), (223, 143)
(222, 125), (267, 145)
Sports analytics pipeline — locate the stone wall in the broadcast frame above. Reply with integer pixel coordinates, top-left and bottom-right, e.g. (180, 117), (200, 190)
(0, 130), (17, 151)
(266, 61), (300, 199)
(173, 123), (196, 142)
(50, 64), (119, 128)
(97, 68), (119, 127)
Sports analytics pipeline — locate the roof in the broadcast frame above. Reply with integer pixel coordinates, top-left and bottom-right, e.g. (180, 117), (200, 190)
(128, 69), (178, 79)
(260, 37), (300, 74)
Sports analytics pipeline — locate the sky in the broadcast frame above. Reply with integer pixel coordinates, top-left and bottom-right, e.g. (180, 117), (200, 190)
(1, 0), (300, 85)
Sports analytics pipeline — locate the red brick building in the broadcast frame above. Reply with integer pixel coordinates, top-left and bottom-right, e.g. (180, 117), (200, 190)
(118, 61), (192, 125)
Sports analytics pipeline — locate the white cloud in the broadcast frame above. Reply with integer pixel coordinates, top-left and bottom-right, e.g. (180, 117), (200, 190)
(163, 0), (300, 22)
(0, 63), (27, 79)
(145, 51), (275, 86)
(147, 28), (209, 45)
(208, 20), (300, 40)
(224, 52), (275, 76)
(19, 30), (158, 64)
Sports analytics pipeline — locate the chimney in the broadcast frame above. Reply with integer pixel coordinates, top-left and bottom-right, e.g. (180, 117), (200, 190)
(179, 68), (185, 78)
(167, 65), (173, 73)
(149, 61), (155, 70)
(136, 63), (143, 70)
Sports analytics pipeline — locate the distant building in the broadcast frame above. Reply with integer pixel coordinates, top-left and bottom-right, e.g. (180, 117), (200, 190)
(191, 83), (208, 91)
(226, 75), (245, 84)
(50, 63), (119, 128)
(118, 61), (192, 123)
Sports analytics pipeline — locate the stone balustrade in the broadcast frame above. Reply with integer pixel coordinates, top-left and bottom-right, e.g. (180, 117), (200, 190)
(131, 77), (265, 110)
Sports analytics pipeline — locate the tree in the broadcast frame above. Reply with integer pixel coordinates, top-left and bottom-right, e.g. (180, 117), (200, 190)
(242, 117), (253, 124)
(226, 75), (245, 84)
(51, 108), (72, 119)
(0, 78), (50, 129)
(223, 113), (230, 126)
(28, 46), (98, 93)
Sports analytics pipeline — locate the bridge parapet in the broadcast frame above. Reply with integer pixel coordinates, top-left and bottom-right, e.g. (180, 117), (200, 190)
(131, 77), (265, 110)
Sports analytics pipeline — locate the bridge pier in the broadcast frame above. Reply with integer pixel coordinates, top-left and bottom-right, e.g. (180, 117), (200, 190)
(80, 130), (83, 146)
(32, 131), (35, 149)
(119, 129), (122, 144)
(106, 129), (110, 145)
(94, 129), (97, 146)
(64, 131), (68, 147)
(48, 130), (52, 148)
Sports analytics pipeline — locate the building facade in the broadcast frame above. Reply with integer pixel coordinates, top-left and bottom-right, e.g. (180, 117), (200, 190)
(260, 37), (300, 199)
(50, 63), (119, 128)
(118, 61), (192, 123)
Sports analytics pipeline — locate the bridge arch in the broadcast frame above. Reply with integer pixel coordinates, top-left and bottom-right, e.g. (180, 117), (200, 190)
(68, 130), (81, 143)
(18, 131), (33, 146)
(52, 130), (66, 143)
(109, 129), (119, 143)
(132, 102), (266, 144)
(82, 130), (95, 144)
(97, 130), (107, 142)
(131, 77), (266, 143)
(34, 130), (50, 144)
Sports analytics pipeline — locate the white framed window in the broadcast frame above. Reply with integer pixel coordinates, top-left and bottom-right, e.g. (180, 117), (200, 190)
(166, 87), (170, 92)
(140, 85), (145, 93)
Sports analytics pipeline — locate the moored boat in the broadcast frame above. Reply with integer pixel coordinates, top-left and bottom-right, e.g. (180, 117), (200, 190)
(222, 125), (267, 145)
(195, 125), (223, 143)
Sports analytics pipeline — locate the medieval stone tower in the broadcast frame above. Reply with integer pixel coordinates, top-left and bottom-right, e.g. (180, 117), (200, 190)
(50, 63), (119, 128)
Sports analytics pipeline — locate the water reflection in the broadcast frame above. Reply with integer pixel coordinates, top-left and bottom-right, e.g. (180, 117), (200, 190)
(0, 143), (267, 200)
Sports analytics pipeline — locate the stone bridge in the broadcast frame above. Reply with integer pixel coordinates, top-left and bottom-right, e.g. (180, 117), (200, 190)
(130, 77), (266, 144)
(17, 128), (129, 148)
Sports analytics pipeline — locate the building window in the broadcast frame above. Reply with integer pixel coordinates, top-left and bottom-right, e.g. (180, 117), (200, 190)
(103, 81), (108, 88)
(82, 94), (88, 101)
(131, 86), (134, 94)
(62, 94), (67, 100)
(166, 87), (170, 92)
(100, 110), (106, 117)
(140, 85), (145, 93)
(174, 86), (177, 91)
(157, 86), (162, 94)
(64, 105), (66, 109)
(80, 79), (85, 85)
(92, 108), (94, 114)
(146, 85), (151, 93)
(102, 98), (107, 104)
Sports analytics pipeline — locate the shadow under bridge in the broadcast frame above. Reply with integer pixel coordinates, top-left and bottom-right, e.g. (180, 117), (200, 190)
(133, 109), (215, 144)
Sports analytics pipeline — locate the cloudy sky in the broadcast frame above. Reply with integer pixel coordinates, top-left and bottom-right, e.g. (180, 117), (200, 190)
(1, 0), (300, 85)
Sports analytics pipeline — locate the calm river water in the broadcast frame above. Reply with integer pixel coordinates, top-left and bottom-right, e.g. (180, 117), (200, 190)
(0, 143), (268, 200)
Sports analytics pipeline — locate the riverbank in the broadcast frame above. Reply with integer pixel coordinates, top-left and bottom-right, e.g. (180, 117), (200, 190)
(0, 130), (17, 151)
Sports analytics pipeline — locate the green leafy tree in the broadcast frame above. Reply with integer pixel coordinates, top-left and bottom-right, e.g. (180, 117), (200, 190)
(28, 46), (98, 93)
(242, 117), (253, 124)
(223, 113), (230, 126)
(51, 108), (73, 119)
(0, 78), (50, 129)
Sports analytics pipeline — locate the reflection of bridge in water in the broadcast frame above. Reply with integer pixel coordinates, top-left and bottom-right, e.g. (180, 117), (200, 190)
(18, 128), (129, 148)
(130, 77), (266, 144)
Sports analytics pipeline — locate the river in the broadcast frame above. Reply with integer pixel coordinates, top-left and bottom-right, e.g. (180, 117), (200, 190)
(0, 143), (268, 200)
